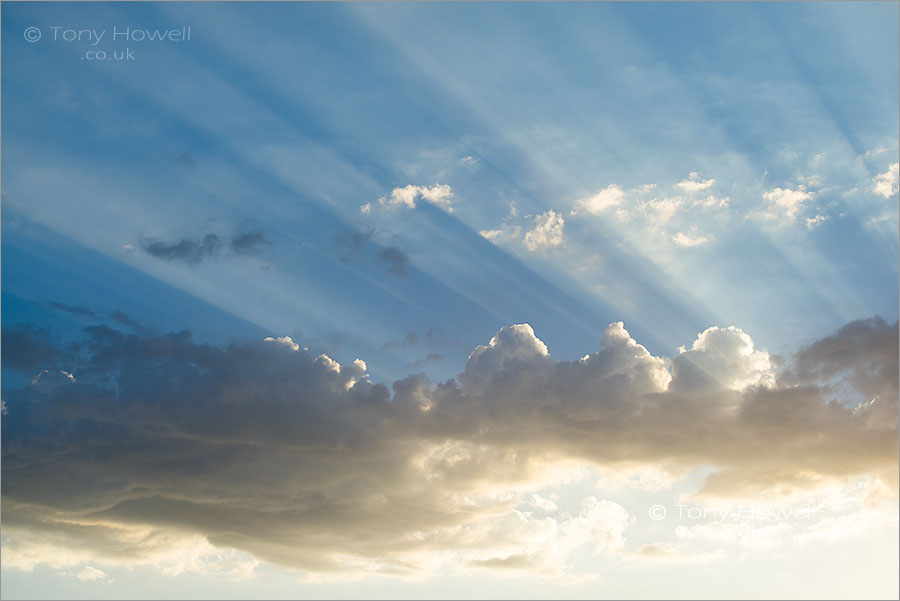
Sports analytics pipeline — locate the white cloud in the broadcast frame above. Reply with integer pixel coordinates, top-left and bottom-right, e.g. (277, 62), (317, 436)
(479, 225), (521, 244)
(264, 336), (300, 351)
(760, 186), (813, 221)
(523, 210), (565, 251)
(671, 325), (775, 392)
(672, 232), (710, 247)
(806, 214), (828, 229)
(676, 173), (716, 193)
(359, 202), (372, 215)
(530, 494), (559, 513)
(572, 184), (626, 215)
(641, 197), (682, 225)
(872, 163), (899, 198)
(75, 566), (111, 584)
(379, 184), (454, 211)
(694, 194), (729, 208)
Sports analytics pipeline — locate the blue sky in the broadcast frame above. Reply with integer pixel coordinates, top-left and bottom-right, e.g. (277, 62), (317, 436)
(2, 2), (899, 599)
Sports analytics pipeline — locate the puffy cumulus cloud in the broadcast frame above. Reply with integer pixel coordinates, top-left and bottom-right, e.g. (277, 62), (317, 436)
(378, 184), (454, 212)
(523, 210), (565, 252)
(760, 186), (813, 221)
(264, 335), (300, 351)
(1, 317), (897, 579)
(872, 162), (899, 198)
(671, 326), (775, 393)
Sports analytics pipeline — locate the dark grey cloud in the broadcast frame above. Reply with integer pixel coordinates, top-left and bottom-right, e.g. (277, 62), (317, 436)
(335, 228), (373, 259)
(377, 246), (409, 278)
(1, 317), (896, 575)
(140, 233), (223, 265)
(229, 229), (270, 254)
(335, 229), (410, 278)
(138, 226), (271, 265)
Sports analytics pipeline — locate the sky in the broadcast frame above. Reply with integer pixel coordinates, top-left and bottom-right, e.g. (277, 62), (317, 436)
(1, 1), (898, 599)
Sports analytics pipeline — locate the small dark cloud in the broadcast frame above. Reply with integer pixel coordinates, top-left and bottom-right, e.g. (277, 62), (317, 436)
(172, 151), (197, 170)
(110, 310), (146, 332)
(229, 229), (270, 255)
(141, 234), (222, 265)
(336, 229), (410, 278)
(377, 246), (409, 278)
(411, 353), (444, 369)
(46, 301), (97, 318)
(335, 228), (373, 261)
(138, 224), (272, 266)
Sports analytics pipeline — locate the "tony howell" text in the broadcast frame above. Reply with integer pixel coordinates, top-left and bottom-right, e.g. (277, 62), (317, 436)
(45, 26), (192, 45)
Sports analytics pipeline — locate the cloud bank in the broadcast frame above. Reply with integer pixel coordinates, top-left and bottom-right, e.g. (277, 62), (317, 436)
(1, 317), (896, 577)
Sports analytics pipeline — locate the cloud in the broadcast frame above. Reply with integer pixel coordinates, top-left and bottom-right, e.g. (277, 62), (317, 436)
(479, 225), (521, 244)
(1, 317), (896, 578)
(335, 229), (411, 278)
(572, 185), (626, 215)
(568, 176), (728, 249)
(806, 214), (828, 229)
(110, 310), (146, 331)
(523, 210), (565, 251)
(229, 229), (270, 254)
(75, 566), (111, 584)
(138, 226), (270, 265)
(140, 233), (223, 265)
(378, 184), (454, 212)
(411, 353), (444, 369)
(760, 186), (813, 221)
(872, 162), (899, 198)
(377, 246), (410, 277)
(675, 173), (716, 193)
(47, 301), (98, 318)
(672, 232), (710, 247)
(172, 151), (197, 171)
